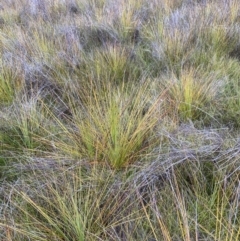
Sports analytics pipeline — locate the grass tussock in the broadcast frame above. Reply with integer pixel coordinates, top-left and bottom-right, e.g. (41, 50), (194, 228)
(0, 0), (240, 240)
(54, 80), (165, 169)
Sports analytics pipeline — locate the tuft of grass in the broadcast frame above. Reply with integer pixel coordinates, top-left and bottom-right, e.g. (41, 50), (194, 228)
(0, 96), (61, 159)
(162, 67), (218, 122)
(76, 42), (144, 86)
(55, 80), (164, 169)
(0, 165), (143, 241)
(0, 65), (22, 105)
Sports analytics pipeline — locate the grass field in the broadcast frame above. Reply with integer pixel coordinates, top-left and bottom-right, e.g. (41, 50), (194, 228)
(0, 0), (240, 240)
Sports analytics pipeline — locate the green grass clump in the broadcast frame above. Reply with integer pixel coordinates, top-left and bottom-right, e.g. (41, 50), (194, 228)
(0, 0), (240, 240)
(55, 80), (164, 169)
(0, 65), (21, 105)
(162, 67), (217, 122)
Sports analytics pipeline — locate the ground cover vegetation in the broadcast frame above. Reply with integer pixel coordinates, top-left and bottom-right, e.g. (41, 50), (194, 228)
(0, 0), (240, 240)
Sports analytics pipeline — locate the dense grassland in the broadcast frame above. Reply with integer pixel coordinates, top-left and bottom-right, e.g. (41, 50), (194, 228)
(0, 0), (240, 240)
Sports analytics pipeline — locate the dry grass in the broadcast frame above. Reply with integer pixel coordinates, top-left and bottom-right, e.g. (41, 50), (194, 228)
(0, 0), (240, 240)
